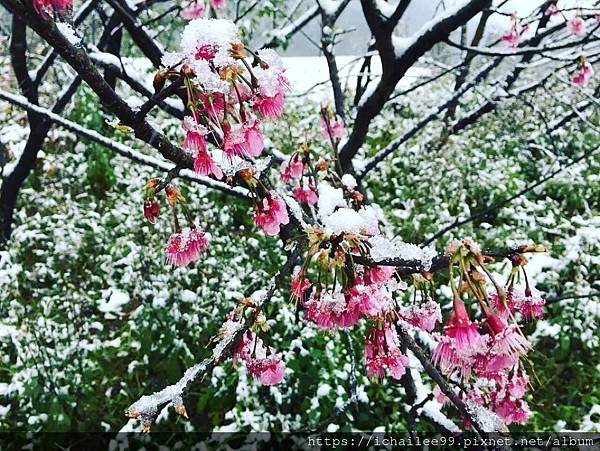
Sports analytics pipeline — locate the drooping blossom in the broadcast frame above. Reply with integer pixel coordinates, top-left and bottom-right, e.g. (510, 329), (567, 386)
(567, 16), (586, 36)
(501, 22), (527, 48)
(492, 285), (545, 320)
(252, 191), (289, 236)
(253, 90), (285, 118)
(483, 306), (530, 360)
(364, 323), (409, 380)
(319, 113), (345, 141)
(234, 331), (285, 385)
(304, 291), (362, 329)
(180, 1), (204, 20)
(291, 274), (311, 299)
(432, 334), (473, 380)
(246, 356), (285, 385)
(222, 122), (264, 158)
(444, 298), (484, 355)
(571, 60), (594, 86)
(494, 398), (530, 425)
(165, 226), (209, 266)
(280, 154), (304, 182)
(143, 199), (160, 224)
(346, 282), (392, 318)
(34, 0), (72, 17)
(399, 300), (442, 332)
(292, 182), (318, 205)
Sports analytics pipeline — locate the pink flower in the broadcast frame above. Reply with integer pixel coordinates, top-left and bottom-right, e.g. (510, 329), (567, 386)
(180, 1), (204, 20)
(194, 148), (223, 179)
(494, 398), (530, 425)
(444, 298), (483, 355)
(508, 285), (545, 320)
(253, 90), (285, 119)
(567, 17), (586, 36)
(292, 182), (318, 205)
(399, 300), (442, 332)
(432, 335), (474, 380)
(34, 0), (72, 17)
(195, 43), (218, 60)
(143, 199), (160, 224)
(484, 307), (530, 359)
(222, 122), (264, 159)
(209, 0), (225, 8)
(182, 116), (207, 152)
(165, 226), (209, 266)
(320, 114), (345, 141)
(246, 356), (285, 385)
(280, 154), (304, 182)
(501, 23), (527, 48)
(234, 331), (286, 385)
(199, 93), (225, 121)
(364, 323), (409, 380)
(252, 191), (289, 236)
(544, 5), (559, 16)
(291, 275), (311, 299)
(366, 266), (395, 285)
(433, 386), (449, 404)
(571, 61), (594, 86)
(304, 291), (362, 329)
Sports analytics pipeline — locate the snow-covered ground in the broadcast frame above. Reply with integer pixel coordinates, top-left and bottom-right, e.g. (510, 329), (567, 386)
(282, 55), (429, 98)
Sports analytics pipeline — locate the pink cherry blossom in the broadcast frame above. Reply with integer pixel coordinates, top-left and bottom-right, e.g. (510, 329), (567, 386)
(399, 300), (442, 332)
(484, 307), (530, 359)
(567, 17), (586, 36)
(34, 0), (72, 17)
(280, 154), (304, 182)
(544, 5), (559, 16)
(210, 0), (225, 8)
(194, 148), (223, 179)
(291, 274), (311, 299)
(444, 298), (484, 355)
(508, 285), (545, 320)
(253, 90), (285, 119)
(494, 398), (530, 425)
(364, 323), (409, 380)
(222, 122), (264, 158)
(180, 1), (204, 20)
(252, 191), (289, 236)
(571, 61), (594, 86)
(246, 356), (285, 385)
(320, 114), (345, 141)
(304, 291), (362, 329)
(165, 226), (209, 266)
(292, 182), (318, 205)
(366, 266), (395, 285)
(501, 25), (521, 47)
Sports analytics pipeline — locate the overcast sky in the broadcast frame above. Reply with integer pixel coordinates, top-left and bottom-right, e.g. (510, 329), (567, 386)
(282, 0), (577, 56)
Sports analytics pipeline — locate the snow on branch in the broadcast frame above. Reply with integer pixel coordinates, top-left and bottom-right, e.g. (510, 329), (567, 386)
(0, 89), (249, 199)
(126, 246), (299, 430)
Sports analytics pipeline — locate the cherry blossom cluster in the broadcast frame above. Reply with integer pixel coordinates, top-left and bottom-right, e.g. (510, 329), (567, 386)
(218, 308), (285, 386)
(143, 18), (292, 260)
(144, 179), (209, 267)
(500, 8), (596, 87)
(429, 240), (546, 427)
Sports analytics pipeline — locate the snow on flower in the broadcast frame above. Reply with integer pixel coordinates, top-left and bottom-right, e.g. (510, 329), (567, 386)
(571, 60), (594, 87)
(567, 16), (586, 36)
(292, 182), (318, 205)
(234, 331), (286, 385)
(252, 191), (289, 236)
(399, 300), (442, 332)
(364, 322), (409, 380)
(165, 226), (209, 266)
